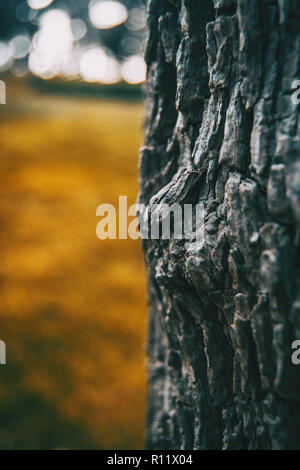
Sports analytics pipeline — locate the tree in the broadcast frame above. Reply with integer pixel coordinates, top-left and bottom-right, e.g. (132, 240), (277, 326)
(140, 0), (300, 450)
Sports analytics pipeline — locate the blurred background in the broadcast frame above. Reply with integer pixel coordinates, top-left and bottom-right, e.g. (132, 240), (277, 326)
(0, 0), (147, 449)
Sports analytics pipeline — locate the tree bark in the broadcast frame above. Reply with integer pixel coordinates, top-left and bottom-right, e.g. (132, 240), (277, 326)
(140, 0), (300, 450)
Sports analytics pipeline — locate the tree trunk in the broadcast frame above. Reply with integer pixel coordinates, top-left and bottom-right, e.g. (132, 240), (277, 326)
(140, 0), (300, 450)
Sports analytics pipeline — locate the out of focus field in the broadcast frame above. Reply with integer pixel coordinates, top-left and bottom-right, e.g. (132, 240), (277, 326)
(0, 77), (147, 449)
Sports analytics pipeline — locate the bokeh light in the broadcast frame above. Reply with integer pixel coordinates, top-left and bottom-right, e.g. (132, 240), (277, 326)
(80, 46), (120, 84)
(1, 0), (147, 86)
(126, 8), (147, 31)
(29, 9), (73, 79)
(89, 0), (128, 30)
(27, 0), (54, 10)
(10, 34), (31, 59)
(71, 19), (87, 42)
(121, 55), (146, 84)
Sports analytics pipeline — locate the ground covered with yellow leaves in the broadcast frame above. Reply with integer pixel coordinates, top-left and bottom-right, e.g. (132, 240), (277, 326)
(0, 77), (147, 449)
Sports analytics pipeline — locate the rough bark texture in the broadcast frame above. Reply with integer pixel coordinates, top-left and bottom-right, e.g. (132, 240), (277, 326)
(140, 0), (300, 450)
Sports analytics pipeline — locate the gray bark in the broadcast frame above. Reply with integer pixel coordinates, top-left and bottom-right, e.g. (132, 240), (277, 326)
(139, 0), (300, 450)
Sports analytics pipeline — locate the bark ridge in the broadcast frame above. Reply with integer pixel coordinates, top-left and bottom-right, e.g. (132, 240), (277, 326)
(140, 0), (300, 450)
